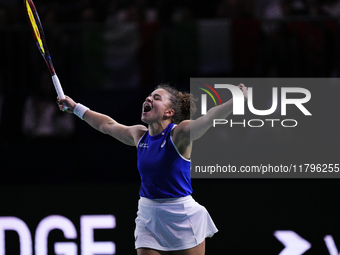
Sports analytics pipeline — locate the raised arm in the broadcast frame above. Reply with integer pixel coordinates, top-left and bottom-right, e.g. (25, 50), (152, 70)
(173, 84), (248, 145)
(190, 84), (247, 140)
(58, 96), (147, 146)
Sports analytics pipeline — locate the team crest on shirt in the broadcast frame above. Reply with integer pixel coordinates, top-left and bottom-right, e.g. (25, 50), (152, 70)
(139, 142), (148, 148)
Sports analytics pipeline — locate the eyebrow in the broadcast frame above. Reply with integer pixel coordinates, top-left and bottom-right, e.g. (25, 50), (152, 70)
(150, 93), (162, 99)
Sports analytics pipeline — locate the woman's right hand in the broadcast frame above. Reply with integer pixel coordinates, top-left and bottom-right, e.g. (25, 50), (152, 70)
(57, 96), (77, 113)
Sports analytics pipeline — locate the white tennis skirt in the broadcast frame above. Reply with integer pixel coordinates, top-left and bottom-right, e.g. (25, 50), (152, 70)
(134, 195), (218, 251)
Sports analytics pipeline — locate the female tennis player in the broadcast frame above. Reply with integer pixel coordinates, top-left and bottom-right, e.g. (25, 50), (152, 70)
(57, 83), (248, 255)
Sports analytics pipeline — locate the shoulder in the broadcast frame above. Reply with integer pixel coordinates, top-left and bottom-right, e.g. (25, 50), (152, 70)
(171, 120), (190, 138)
(170, 120), (191, 146)
(128, 124), (148, 147)
(170, 121), (192, 159)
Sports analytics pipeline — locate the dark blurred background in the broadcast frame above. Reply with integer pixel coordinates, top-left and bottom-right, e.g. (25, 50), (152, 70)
(1, 0), (340, 254)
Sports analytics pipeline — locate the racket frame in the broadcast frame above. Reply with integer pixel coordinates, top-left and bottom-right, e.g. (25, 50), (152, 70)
(25, 0), (67, 102)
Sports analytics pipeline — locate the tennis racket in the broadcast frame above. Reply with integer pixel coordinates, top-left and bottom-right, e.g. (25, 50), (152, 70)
(24, 0), (68, 110)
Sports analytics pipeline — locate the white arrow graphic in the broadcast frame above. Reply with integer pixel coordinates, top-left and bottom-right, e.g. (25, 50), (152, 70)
(274, 230), (311, 255)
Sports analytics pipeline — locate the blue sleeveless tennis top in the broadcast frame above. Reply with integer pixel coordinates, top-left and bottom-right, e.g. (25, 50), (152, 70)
(137, 123), (192, 199)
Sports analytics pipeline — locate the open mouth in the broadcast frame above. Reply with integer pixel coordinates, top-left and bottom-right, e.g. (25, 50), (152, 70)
(143, 103), (152, 113)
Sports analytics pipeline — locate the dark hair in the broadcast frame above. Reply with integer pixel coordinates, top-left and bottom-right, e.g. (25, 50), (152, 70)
(156, 83), (197, 124)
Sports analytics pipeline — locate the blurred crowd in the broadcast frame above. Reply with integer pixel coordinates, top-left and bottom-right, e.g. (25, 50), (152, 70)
(2, 0), (340, 26)
(1, 0), (340, 179)
(1, 0), (340, 145)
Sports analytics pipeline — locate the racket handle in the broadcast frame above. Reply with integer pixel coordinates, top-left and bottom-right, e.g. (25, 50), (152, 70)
(52, 74), (65, 98)
(52, 74), (68, 111)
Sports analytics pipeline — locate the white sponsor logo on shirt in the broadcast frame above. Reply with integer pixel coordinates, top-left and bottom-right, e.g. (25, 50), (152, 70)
(139, 143), (148, 148)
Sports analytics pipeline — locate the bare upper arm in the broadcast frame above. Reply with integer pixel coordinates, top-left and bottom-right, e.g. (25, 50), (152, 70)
(172, 117), (211, 143)
(171, 120), (191, 158)
(171, 117), (214, 159)
(105, 123), (147, 147)
(172, 120), (190, 143)
(82, 110), (147, 146)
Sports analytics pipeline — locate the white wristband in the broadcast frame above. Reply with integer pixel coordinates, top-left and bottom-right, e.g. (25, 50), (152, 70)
(74, 103), (89, 120)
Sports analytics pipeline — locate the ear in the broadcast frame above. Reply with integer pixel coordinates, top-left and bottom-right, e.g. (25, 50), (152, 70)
(164, 109), (175, 117)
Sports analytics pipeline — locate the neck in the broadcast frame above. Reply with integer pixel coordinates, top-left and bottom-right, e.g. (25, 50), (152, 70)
(148, 120), (172, 136)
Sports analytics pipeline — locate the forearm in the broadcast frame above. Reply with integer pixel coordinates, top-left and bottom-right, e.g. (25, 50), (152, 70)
(82, 108), (145, 146)
(190, 98), (233, 141)
(192, 84), (248, 138)
(83, 110), (116, 135)
(57, 97), (142, 145)
(58, 98), (116, 134)
(205, 98), (234, 123)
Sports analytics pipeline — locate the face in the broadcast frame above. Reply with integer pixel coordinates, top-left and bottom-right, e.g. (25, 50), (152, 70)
(141, 88), (174, 124)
